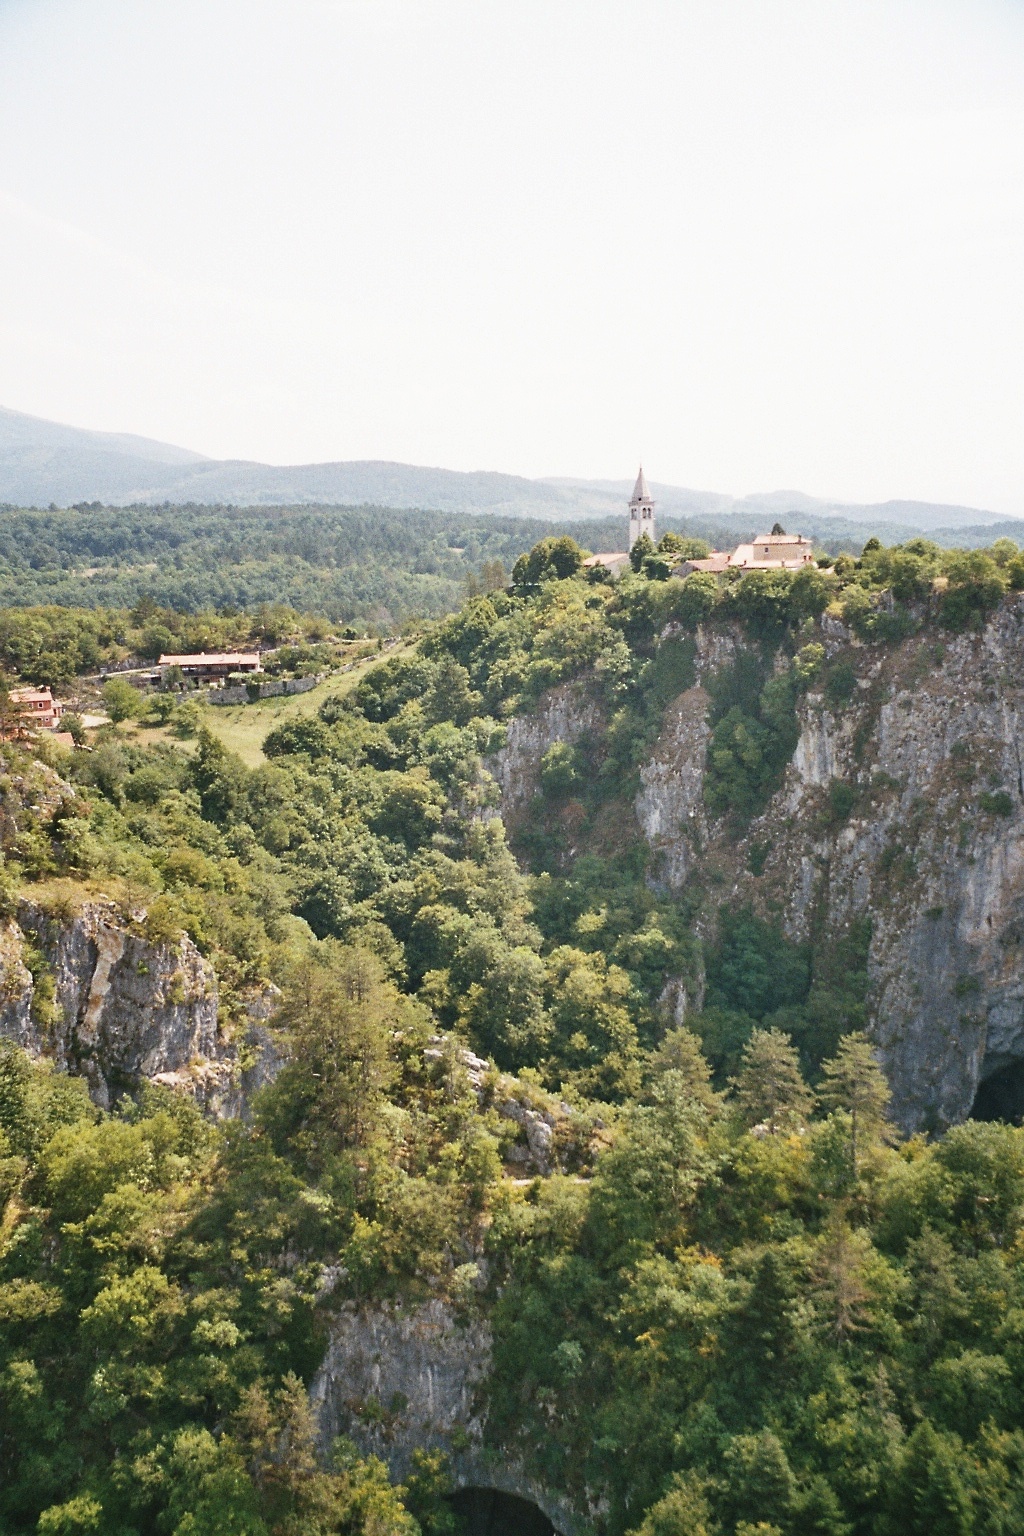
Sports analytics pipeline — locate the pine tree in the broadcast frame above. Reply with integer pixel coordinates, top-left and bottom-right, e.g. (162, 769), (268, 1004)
(645, 1027), (721, 1112)
(730, 1027), (815, 1132)
(819, 1031), (892, 1177)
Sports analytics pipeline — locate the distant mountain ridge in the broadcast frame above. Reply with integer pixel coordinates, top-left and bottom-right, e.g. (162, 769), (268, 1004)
(0, 405), (1014, 535)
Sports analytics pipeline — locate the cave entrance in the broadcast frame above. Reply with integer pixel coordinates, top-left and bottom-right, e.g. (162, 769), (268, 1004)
(971, 1060), (1024, 1125)
(449, 1487), (559, 1536)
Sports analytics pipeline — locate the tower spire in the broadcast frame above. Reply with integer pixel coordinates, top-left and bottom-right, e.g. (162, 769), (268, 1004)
(628, 464), (655, 550)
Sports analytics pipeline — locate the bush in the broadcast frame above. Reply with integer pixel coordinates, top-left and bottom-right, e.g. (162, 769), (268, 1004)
(101, 677), (143, 724)
(728, 569), (796, 636)
(824, 662), (857, 708)
(539, 741), (584, 799)
(629, 533), (656, 574)
(939, 552), (1008, 630)
(142, 895), (185, 948)
(512, 537), (587, 588)
(703, 655), (799, 826)
(671, 572), (718, 630)
(169, 699), (205, 739)
(828, 779), (856, 822)
(61, 712), (87, 746)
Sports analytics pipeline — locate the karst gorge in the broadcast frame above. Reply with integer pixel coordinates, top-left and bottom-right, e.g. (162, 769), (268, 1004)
(3, 534), (1024, 1535)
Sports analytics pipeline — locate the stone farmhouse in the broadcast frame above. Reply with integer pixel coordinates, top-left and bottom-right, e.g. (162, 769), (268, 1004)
(677, 531), (815, 576)
(157, 651), (262, 682)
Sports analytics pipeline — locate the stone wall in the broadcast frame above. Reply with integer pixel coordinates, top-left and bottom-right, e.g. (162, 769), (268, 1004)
(206, 673), (324, 705)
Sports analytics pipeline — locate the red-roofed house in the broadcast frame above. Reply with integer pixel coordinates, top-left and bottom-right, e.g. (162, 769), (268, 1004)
(678, 532), (816, 577)
(10, 686), (64, 731)
(158, 652), (262, 680)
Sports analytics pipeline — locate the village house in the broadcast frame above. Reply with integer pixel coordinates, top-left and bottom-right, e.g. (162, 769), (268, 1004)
(10, 686), (65, 731)
(582, 551), (631, 577)
(157, 651), (263, 682)
(677, 531), (815, 576)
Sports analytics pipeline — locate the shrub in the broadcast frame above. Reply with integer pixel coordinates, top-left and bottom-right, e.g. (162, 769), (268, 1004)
(824, 663), (857, 708)
(658, 533), (709, 558)
(793, 642), (824, 687)
(512, 537), (587, 588)
(828, 780), (856, 822)
(143, 895), (185, 948)
(728, 569), (796, 636)
(671, 572), (718, 630)
(101, 677), (143, 724)
(939, 552), (1008, 630)
(704, 656), (799, 826)
(540, 741), (584, 799)
(629, 533), (656, 574)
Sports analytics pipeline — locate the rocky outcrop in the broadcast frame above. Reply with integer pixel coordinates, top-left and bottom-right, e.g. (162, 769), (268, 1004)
(635, 685), (711, 891)
(310, 1300), (582, 1535)
(488, 682), (602, 828)
(632, 599), (1024, 1134)
(0, 898), (282, 1114)
(427, 1036), (571, 1175)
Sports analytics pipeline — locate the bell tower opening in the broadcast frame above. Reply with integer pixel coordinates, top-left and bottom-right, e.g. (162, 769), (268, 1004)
(448, 1488), (559, 1536)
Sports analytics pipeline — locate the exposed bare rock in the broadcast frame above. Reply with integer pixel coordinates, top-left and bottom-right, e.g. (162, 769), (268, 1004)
(0, 919), (35, 1050)
(635, 685), (711, 891)
(309, 1300), (581, 1535)
(632, 597), (1024, 1133)
(498, 1096), (556, 1169)
(0, 899), (217, 1109)
(488, 681), (602, 828)
(423, 1036), (568, 1174)
(0, 898), (284, 1115)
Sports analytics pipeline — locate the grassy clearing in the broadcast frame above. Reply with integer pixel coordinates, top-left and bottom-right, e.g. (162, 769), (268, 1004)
(200, 676), (345, 765)
(132, 643), (407, 767)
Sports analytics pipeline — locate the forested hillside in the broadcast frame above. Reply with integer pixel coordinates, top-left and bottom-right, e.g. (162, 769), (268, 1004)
(0, 502), (1004, 628)
(2, 530), (1024, 1534)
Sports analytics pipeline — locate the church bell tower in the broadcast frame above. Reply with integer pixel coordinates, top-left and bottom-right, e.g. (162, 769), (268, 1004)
(628, 466), (655, 550)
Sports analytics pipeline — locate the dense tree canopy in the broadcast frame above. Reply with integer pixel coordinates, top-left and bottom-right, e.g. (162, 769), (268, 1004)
(0, 531), (1023, 1532)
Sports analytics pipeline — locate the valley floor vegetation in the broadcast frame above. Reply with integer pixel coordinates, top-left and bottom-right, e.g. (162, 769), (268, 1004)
(1, 529), (1024, 1534)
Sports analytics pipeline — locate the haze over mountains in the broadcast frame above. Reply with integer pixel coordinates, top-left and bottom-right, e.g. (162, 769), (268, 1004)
(0, 405), (1019, 544)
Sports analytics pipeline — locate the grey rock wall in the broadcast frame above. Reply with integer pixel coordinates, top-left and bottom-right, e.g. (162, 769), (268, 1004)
(488, 682), (603, 828)
(488, 601), (1024, 1135)
(0, 898), (282, 1114)
(632, 601), (1024, 1133)
(310, 1300), (583, 1535)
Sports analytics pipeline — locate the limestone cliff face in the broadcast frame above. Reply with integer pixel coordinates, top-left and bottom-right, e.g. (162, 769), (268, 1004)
(0, 897), (280, 1113)
(310, 1300), (582, 1535)
(631, 601), (1024, 1133)
(489, 603), (1024, 1134)
(488, 682), (603, 831)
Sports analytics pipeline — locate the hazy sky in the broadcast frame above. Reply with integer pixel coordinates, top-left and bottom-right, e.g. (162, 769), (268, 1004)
(0, 0), (1023, 509)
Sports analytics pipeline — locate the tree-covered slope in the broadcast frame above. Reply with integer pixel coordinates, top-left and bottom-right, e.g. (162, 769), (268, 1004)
(2, 529), (1024, 1533)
